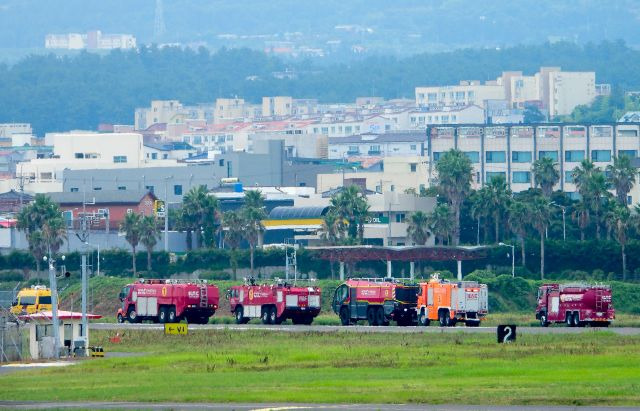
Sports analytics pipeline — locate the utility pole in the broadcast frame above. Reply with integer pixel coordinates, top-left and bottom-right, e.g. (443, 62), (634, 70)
(164, 176), (171, 252)
(45, 253), (63, 359)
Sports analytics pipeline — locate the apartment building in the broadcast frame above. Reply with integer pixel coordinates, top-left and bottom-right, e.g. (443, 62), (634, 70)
(45, 31), (136, 50)
(416, 80), (506, 109)
(262, 96), (293, 117)
(408, 105), (484, 128)
(328, 132), (427, 160)
(427, 122), (640, 200)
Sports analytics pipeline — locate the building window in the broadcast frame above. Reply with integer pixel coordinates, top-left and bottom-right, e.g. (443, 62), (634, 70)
(219, 159), (225, 166)
(538, 151), (558, 162)
(174, 185), (182, 196)
(592, 150), (611, 162)
(369, 145), (381, 154)
(564, 150), (585, 162)
(118, 186), (126, 190)
(145, 185), (154, 193)
(428, 93), (437, 101)
(74, 153), (84, 159)
(619, 150), (637, 159)
(348, 146), (360, 155)
(410, 144), (417, 150)
(512, 171), (531, 183)
(486, 151), (506, 163)
(410, 163), (417, 172)
(113, 155), (127, 163)
(433, 152), (442, 162)
(70, 187), (79, 192)
(486, 171), (506, 182)
(565, 171), (574, 183)
(512, 151), (532, 163)
(93, 187), (102, 191)
(321, 127), (329, 134)
(568, 192), (581, 201)
(163, 154), (168, 159)
(464, 151), (479, 163)
(151, 153), (158, 160)
(395, 213), (405, 223)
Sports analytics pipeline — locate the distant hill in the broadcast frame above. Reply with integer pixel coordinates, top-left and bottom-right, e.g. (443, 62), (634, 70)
(0, 0), (639, 54)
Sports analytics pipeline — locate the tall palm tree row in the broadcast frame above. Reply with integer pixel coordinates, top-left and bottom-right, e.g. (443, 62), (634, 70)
(120, 212), (142, 277)
(326, 185), (370, 244)
(241, 190), (267, 275)
(532, 157), (560, 197)
(178, 185), (220, 250)
(406, 211), (431, 245)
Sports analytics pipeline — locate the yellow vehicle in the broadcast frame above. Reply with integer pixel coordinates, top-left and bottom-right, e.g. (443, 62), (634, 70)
(10, 286), (52, 315)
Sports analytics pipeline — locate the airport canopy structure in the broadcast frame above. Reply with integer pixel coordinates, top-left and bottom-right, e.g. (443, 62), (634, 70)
(307, 245), (487, 262)
(306, 245), (488, 280)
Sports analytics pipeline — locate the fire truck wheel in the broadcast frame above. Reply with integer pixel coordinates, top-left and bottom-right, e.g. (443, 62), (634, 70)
(167, 307), (177, 323)
(418, 310), (430, 326)
(235, 307), (244, 324)
(261, 307), (271, 325)
(127, 307), (140, 323)
(269, 307), (279, 324)
(158, 307), (167, 323)
(117, 313), (124, 323)
(374, 307), (385, 326)
(367, 307), (378, 326)
(572, 312), (581, 327)
(339, 307), (350, 326)
(465, 320), (480, 327)
(565, 312), (574, 327)
(302, 315), (314, 325)
(539, 312), (549, 327)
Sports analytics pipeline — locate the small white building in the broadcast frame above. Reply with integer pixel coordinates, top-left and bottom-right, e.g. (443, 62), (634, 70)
(20, 311), (101, 359)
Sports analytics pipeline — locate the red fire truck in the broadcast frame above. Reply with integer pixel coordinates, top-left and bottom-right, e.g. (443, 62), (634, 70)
(227, 279), (322, 325)
(332, 278), (419, 326)
(117, 279), (219, 324)
(536, 283), (614, 327)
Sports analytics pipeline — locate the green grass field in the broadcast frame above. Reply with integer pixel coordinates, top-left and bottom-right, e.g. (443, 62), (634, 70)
(1, 330), (639, 406)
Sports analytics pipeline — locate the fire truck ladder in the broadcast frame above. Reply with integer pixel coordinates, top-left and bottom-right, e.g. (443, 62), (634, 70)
(199, 285), (208, 308)
(595, 288), (604, 311)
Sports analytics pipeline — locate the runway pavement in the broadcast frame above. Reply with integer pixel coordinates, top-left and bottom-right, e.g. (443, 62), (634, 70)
(2, 401), (638, 411)
(90, 322), (640, 335)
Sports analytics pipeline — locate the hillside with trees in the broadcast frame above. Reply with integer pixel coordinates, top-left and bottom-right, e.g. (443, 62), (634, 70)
(3, 41), (640, 134)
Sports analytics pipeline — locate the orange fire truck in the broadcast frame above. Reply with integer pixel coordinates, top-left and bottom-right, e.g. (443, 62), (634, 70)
(416, 275), (488, 327)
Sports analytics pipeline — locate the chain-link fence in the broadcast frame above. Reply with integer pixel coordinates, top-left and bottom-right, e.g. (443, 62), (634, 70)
(0, 290), (17, 309)
(0, 308), (25, 362)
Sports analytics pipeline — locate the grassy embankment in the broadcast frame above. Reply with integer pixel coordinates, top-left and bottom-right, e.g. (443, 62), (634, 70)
(0, 330), (638, 406)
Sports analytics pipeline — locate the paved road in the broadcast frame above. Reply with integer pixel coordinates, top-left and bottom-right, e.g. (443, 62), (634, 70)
(90, 323), (640, 335)
(2, 402), (638, 411)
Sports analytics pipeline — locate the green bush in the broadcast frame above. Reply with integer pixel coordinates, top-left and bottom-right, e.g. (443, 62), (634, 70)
(0, 270), (24, 282)
(199, 271), (232, 281)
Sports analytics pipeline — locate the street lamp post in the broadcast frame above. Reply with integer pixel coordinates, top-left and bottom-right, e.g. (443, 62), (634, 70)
(498, 242), (515, 278)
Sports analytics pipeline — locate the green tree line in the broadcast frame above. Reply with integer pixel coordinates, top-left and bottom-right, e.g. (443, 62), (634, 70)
(3, 41), (640, 133)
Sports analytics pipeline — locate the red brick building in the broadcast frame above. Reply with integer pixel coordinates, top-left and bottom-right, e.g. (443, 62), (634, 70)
(47, 190), (157, 231)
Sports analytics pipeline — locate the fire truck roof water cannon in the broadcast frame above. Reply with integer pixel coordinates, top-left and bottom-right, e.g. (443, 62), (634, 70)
(116, 279), (219, 324)
(227, 277), (322, 325)
(536, 283), (614, 327)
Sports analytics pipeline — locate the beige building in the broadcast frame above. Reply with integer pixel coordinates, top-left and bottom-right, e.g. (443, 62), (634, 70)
(317, 156), (429, 194)
(262, 96), (293, 117)
(548, 71), (596, 117)
(416, 80), (506, 109)
(215, 98), (247, 123)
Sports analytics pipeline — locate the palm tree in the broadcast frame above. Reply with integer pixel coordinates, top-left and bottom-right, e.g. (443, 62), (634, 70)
(532, 157), (559, 197)
(222, 210), (244, 280)
(139, 215), (159, 272)
(607, 155), (637, 206)
(319, 210), (343, 245)
(120, 212), (142, 276)
(427, 204), (454, 245)
(241, 190), (267, 275)
(573, 160), (608, 240)
(435, 149), (473, 245)
(486, 175), (511, 243)
(571, 201), (591, 241)
(16, 194), (66, 278)
(471, 188), (491, 245)
(328, 185), (369, 243)
(607, 205), (632, 280)
(407, 211), (431, 245)
(507, 200), (529, 267)
(528, 195), (552, 280)
(181, 186), (220, 249)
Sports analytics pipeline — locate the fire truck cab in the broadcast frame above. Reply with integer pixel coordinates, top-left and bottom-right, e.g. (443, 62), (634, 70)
(228, 279), (321, 325)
